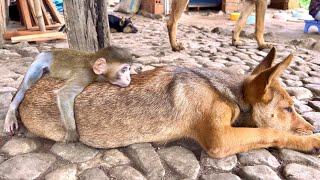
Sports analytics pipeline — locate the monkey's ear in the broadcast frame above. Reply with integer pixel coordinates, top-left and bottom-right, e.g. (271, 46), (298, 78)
(120, 17), (125, 26)
(93, 58), (107, 75)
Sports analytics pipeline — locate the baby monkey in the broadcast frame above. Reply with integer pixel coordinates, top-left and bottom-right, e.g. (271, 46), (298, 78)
(4, 46), (132, 142)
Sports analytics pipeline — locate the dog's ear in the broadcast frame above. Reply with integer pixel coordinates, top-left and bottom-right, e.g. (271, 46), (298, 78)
(244, 54), (293, 103)
(251, 47), (276, 75)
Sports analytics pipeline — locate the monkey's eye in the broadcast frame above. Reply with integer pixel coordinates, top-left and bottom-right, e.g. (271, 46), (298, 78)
(284, 107), (293, 113)
(121, 67), (128, 73)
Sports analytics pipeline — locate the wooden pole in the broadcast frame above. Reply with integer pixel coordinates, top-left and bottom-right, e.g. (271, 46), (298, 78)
(33, 0), (46, 32)
(0, 0), (6, 48)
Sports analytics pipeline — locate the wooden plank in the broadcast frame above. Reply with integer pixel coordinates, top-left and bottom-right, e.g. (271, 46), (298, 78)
(43, 0), (64, 24)
(34, 0), (46, 31)
(27, 0), (38, 26)
(17, 23), (62, 31)
(4, 30), (53, 40)
(11, 32), (66, 43)
(40, 0), (51, 25)
(0, 0), (6, 47)
(18, 0), (33, 29)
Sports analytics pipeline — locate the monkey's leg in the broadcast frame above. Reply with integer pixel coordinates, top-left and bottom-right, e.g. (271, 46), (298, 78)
(4, 52), (52, 133)
(255, 0), (272, 49)
(167, 0), (189, 51)
(232, 1), (255, 47)
(55, 76), (92, 142)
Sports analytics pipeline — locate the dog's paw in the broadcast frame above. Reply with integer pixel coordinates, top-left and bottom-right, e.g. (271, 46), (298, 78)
(258, 43), (274, 50)
(307, 133), (320, 154)
(4, 110), (18, 133)
(232, 39), (244, 47)
(172, 42), (185, 52)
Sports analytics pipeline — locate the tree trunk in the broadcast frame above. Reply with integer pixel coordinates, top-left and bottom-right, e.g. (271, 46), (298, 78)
(0, 0), (6, 48)
(63, 0), (111, 52)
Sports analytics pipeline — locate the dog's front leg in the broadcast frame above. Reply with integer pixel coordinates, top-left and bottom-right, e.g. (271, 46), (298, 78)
(167, 0), (189, 51)
(232, 1), (255, 47)
(255, 0), (273, 49)
(205, 127), (320, 158)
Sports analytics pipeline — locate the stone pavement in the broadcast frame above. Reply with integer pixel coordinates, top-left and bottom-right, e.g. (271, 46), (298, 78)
(0, 15), (320, 179)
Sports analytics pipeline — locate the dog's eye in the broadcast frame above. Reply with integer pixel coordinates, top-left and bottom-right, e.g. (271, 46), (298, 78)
(284, 107), (293, 113)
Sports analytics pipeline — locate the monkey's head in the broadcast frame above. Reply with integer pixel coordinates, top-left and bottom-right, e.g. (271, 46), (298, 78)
(93, 46), (133, 87)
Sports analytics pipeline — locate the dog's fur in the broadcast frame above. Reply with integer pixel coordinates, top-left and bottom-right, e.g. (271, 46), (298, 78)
(109, 14), (138, 33)
(19, 48), (319, 158)
(167, 0), (272, 51)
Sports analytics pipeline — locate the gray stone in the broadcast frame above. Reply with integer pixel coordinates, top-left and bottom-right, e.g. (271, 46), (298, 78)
(235, 52), (250, 60)
(0, 92), (13, 119)
(45, 164), (78, 180)
(227, 56), (242, 62)
(285, 80), (303, 87)
(303, 77), (320, 85)
(126, 143), (165, 179)
(237, 149), (280, 169)
(294, 101), (313, 114)
(16, 46), (39, 57)
(283, 163), (320, 180)
(240, 165), (281, 180)
(303, 112), (320, 131)
(0, 153), (56, 180)
(294, 65), (312, 72)
(136, 56), (159, 65)
(309, 71), (320, 78)
(305, 84), (320, 96)
(279, 149), (320, 168)
(0, 87), (17, 93)
(51, 143), (99, 163)
(79, 167), (109, 180)
(0, 49), (21, 59)
(201, 152), (237, 171)
(1, 137), (39, 156)
(158, 146), (200, 179)
(286, 87), (313, 100)
(0, 155), (5, 164)
(102, 149), (130, 168)
(282, 74), (300, 81)
(201, 173), (241, 180)
(109, 165), (146, 180)
(292, 71), (309, 79)
(309, 101), (320, 111)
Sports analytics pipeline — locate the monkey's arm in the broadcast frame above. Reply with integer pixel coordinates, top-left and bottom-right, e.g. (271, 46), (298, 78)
(55, 72), (94, 142)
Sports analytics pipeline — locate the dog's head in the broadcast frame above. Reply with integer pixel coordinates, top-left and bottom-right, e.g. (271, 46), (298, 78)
(244, 47), (314, 135)
(119, 17), (138, 33)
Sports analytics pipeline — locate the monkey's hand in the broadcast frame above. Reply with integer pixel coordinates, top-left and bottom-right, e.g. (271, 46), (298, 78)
(4, 108), (19, 133)
(63, 130), (79, 143)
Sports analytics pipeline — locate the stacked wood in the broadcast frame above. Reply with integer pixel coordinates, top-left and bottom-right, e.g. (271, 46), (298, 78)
(3, 0), (65, 43)
(0, 0), (6, 47)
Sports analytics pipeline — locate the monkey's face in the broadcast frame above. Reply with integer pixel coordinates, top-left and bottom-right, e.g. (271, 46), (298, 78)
(108, 63), (131, 87)
(93, 58), (131, 87)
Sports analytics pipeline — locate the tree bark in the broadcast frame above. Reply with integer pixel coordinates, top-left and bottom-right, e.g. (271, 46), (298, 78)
(63, 0), (111, 52)
(0, 0), (6, 48)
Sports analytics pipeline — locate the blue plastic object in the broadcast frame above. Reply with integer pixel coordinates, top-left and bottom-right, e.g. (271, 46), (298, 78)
(247, 15), (255, 25)
(54, 0), (63, 12)
(189, 0), (222, 8)
(304, 20), (320, 33)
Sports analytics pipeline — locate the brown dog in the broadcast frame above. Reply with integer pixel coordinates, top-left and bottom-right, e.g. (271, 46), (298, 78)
(19, 47), (319, 158)
(167, 0), (272, 51)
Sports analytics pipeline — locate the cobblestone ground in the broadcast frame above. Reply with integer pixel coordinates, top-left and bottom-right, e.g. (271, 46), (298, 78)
(0, 15), (320, 180)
